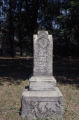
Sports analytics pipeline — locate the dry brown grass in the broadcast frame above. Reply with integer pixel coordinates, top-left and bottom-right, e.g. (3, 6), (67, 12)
(0, 58), (79, 120)
(58, 83), (79, 120)
(0, 78), (79, 120)
(0, 79), (27, 120)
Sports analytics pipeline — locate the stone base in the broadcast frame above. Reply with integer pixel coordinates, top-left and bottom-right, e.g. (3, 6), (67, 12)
(29, 76), (56, 91)
(21, 87), (63, 120)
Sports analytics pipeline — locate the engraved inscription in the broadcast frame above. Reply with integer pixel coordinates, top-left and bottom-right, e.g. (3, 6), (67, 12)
(34, 31), (53, 76)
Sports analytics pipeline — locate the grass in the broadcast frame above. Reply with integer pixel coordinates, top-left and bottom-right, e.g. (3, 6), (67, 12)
(0, 80), (26, 120)
(58, 83), (79, 120)
(0, 58), (79, 120)
(0, 80), (79, 120)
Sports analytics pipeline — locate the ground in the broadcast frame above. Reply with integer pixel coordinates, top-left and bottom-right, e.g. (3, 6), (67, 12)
(0, 57), (79, 120)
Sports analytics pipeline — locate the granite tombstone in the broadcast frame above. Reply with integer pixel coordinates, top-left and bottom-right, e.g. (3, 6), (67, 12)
(21, 31), (63, 120)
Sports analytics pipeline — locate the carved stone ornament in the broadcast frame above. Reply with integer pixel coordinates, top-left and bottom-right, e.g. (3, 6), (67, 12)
(38, 37), (49, 49)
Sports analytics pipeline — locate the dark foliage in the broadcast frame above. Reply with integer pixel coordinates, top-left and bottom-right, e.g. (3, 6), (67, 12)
(0, 0), (79, 57)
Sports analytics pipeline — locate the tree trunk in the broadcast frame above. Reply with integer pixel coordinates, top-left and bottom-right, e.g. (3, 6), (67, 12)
(8, 0), (15, 57)
(18, 0), (23, 56)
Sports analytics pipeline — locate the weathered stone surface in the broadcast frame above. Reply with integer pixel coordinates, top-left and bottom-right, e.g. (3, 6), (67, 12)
(21, 88), (63, 120)
(29, 76), (56, 91)
(21, 30), (63, 120)
(33, 31), (53, 76)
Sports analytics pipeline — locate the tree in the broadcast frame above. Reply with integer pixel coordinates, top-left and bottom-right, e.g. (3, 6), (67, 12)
(8, 0), (15, 57)
(0, 0), (79, 57)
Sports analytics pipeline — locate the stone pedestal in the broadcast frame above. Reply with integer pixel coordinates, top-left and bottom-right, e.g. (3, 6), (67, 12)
(21, 31), (63, 120)
(21, 86), (63, 120)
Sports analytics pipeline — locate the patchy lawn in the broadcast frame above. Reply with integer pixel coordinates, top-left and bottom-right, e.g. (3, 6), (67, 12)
(0, 57), (79, 120)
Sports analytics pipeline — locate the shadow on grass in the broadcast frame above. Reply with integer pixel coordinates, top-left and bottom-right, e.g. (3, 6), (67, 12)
(0, 57), (79, 87)
(0, 58), (33, 85)
(53, 58), (79, 88)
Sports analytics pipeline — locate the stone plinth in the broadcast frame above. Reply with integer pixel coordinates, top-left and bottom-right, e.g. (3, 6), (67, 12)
(21, 31), (63, 120)
(29, 76), (56, 91)
(21, 88), (63, 120)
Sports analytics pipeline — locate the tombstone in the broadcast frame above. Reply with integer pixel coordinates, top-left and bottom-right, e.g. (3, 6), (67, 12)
(21, 31), (63, 120)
